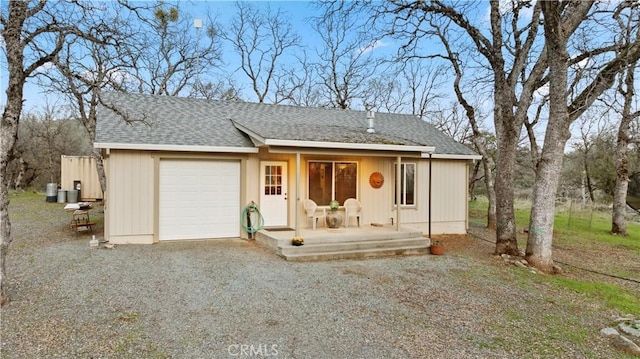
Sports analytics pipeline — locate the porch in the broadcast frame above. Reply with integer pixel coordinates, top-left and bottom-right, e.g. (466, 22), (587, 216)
(255, 224), (431, 261)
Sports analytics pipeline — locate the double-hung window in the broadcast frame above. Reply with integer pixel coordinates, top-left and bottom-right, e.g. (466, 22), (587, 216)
(394, 163), (416, 206)
(308, 161), (357, 205)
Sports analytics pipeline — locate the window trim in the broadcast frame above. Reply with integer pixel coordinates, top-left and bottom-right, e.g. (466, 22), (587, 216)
(307, 160), (359, 206)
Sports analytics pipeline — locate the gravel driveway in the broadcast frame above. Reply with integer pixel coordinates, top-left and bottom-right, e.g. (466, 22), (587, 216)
(0, 194), (627, 358)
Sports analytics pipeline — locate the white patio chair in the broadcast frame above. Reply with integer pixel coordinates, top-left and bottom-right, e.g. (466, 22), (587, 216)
(304, 199), (326, 230)
(344, 198), (362, 228)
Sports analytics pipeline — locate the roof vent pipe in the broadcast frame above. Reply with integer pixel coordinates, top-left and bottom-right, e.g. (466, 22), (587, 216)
(366, 111), (376, 133)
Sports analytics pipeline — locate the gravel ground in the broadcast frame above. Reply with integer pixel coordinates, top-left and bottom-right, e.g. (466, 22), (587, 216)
(0, 193), (633, 358)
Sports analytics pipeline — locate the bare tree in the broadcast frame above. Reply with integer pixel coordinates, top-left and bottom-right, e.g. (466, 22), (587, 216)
(402, 60), (446, 119)
(381, 0), (550, 252)
(221, 2), (300, 104)
(315, 2), (382, 109)
(0, 0), (118, 306)
(430, 20), (497, 229)
(48, 40), (123, 194)
(11, 109), (90, 190)
(272, 53), (321, 106)
(527, 0), (640, 270)
(612, 4), (640, 236)
(612, 65), (639, 235)
(125, 4), (223, 97)
(361, 60), (445, 116)
(189, 77), (244, 101)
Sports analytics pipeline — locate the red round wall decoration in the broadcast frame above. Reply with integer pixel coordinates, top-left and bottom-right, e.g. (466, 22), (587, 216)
(369, 172), (384, 189)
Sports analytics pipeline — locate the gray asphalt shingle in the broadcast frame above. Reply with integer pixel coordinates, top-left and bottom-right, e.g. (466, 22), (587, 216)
(96, 92), (477, 156)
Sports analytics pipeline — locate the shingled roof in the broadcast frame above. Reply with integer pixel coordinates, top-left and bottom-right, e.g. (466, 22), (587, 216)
(96, 92), (478, 157)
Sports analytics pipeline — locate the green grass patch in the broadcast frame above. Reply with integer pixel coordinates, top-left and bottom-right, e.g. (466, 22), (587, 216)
(469, 197), (640, 249)
(469, 197), (640, 316)
(546, 276), (640, 315)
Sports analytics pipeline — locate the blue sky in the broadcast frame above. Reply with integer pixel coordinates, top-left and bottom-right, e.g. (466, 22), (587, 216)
(2, 1), (328, 113)
(2, 1), (496, 114)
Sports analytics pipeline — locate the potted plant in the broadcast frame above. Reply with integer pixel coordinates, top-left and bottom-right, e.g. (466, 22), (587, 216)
(291, 237), (304, 246)
(430, 240), (444, 255)
(325, 200), (343, 228)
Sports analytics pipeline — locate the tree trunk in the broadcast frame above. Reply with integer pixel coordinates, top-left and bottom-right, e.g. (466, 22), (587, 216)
(526, 1), (570, 272)
(494, 135), (519, 255)
(583, 162), (595, 203)
(612, 64), (636, 236)
(493, 82), (521, 255)
(612, 166), (630, 236)
(1, 90), (22, 307)
(1, 0), (29, 306)
(468, 160), (480, 201)
(92, 148), (107, 195)
(527, 126), (571, 272)
(482, 155), (497, 230)
(13, 157), (26, 190)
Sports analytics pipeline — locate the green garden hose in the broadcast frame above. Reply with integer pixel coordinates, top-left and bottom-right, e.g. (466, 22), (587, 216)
(241, 201), (264, 235)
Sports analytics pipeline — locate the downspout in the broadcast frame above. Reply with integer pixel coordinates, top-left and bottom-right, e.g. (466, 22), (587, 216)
(295, 152), (300, 238)
(396, 156), (402, 231)
(429, 153), (432, 239)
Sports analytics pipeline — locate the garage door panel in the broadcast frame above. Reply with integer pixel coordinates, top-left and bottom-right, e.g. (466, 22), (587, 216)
(159, 160), (240, 240)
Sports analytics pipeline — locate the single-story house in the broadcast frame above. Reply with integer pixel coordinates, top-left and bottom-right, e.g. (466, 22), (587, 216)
(95, 92), (481, 244)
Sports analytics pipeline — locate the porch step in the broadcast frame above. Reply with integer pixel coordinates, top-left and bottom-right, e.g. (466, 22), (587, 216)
(254, 227), (431, 261)
(279, 237), (430, 261)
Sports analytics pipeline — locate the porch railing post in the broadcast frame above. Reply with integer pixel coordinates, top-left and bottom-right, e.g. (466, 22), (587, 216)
(295, 152), (300, 237)
(396, 156), (402, 231)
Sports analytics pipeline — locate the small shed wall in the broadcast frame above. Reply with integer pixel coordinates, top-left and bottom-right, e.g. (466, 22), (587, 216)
(60, 156), (104, 201)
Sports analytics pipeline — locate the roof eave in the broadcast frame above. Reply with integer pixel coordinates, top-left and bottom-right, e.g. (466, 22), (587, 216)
(265, 138), (435, 154)
(431, 153), (483, 160)
(94, 142), (259, 153)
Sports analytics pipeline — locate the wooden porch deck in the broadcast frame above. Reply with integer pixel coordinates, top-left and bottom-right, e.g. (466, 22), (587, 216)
(255, 224), (431, 261)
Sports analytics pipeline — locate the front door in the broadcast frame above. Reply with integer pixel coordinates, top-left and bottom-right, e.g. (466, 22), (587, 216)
(260, 161), (288, 227)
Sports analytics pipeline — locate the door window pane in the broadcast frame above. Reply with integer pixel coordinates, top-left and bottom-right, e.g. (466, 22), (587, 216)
(265, 165), (282, 196)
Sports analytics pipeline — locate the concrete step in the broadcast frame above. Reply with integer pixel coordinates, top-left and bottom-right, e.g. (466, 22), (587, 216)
(279, 237), (429, 257)
(274, 229), (424, 247)
(278, 237), (430, 261)
(254, 231), (278, 251)
(282, 245), (429, 262)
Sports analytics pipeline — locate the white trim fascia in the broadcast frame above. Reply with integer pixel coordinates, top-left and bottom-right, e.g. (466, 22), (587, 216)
(265, 139), (435, 153)
(431, 153), (483, 160)
(94, 142), (259, 153)
(232, 121), (266, 145)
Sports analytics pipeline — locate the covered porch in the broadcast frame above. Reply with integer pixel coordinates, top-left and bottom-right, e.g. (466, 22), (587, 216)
(255, 224), (430, 261)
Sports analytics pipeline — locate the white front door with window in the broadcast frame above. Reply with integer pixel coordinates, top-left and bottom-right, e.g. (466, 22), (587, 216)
(260, 161), (288, 227)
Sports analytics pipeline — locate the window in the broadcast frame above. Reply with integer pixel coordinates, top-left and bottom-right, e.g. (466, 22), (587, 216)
(264, 165), (282, 195)
(395, 163), (415, 206)
(308, 161), (357, 205)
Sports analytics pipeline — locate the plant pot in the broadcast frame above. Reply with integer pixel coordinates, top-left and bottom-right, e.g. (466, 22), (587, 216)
(430, 243), (444, 255)
(326, 210), (343, 228)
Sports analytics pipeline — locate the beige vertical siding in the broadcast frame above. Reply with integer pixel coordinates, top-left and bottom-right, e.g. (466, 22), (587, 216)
(105, 150), (253, 243)
(358, 157), (394, 225)
(106, 151), (155, 244)
(104, 148), (471, 244)
(60, 156), (104, 200)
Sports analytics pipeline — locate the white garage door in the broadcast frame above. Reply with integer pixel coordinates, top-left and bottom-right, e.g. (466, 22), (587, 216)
(159, 159), (240, 240)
